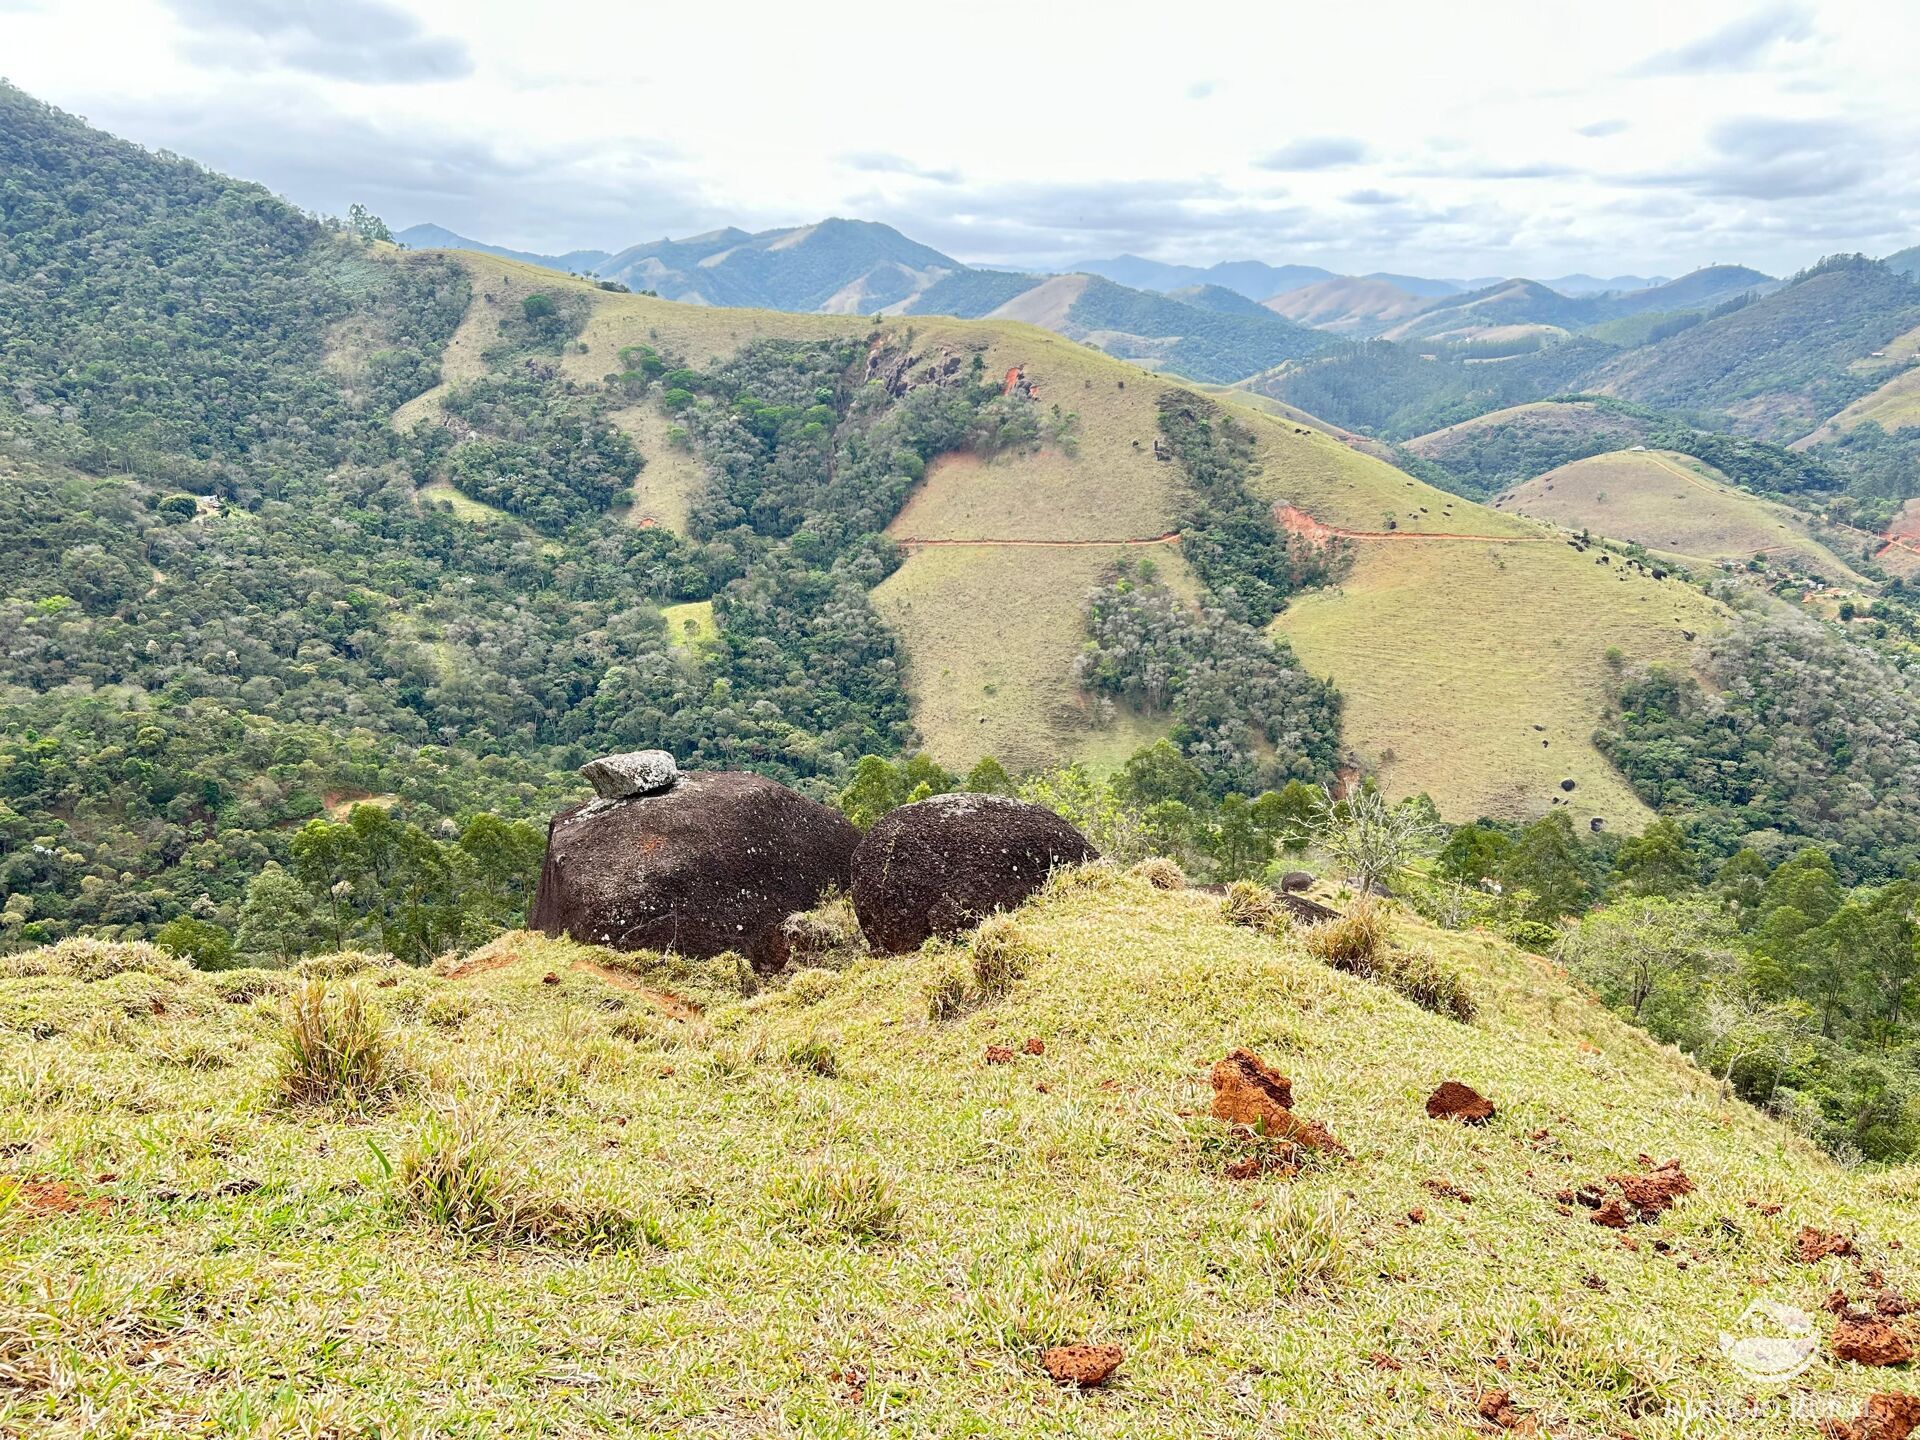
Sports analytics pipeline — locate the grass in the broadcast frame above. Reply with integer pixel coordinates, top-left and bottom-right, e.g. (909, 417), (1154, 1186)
(660, 598), (718, 652)
(1273, 530), (1724, 827)
(274, 979), (410, 1112)
(0, 881), (1907, 1434)
(1493, 449), (1868, 584)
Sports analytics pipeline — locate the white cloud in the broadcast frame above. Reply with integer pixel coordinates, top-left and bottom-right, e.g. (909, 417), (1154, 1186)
(0, 0), (1914, 278)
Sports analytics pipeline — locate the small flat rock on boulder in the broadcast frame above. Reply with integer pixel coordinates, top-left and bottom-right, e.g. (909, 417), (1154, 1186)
(850, 793), (1095, 954)
(580, 749), (678, 800)
(531, 770), (857, 972)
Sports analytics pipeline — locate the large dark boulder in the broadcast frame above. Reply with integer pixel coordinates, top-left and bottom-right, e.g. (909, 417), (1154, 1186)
(530, 770), (858, 972)
(851, 793), (1097, 954)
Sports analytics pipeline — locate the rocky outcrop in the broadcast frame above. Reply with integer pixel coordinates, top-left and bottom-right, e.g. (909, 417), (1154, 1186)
(531, 769), (857, 972)
(579, 749), (678, 800)
(849, 793), (1096, 953)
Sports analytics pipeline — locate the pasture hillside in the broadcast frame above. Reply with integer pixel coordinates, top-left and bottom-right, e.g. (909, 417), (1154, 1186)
(0, 880), (1907, 1436)
(1494, 450), (1870, 585)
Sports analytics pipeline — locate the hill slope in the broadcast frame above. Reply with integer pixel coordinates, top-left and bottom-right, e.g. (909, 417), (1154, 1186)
(1265, 277), (1437, 335)
(1494, 449), (1870, 584)
(1, 883), (1905, 1435)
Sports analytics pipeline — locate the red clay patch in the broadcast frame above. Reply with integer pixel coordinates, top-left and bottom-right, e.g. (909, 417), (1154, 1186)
(1821, 1391), (1920, 1440)
(1476, 1388), (1534, 1430)
(568, 960), (703, 1020)
(984, 1045), (1015, 1065)
(1801, 1227), (1861, 1263)
(1425, 1081), (1494, 1124)
(1209, 1047), (1344, 1154)
(3, 1179), (114, 1217)
(1041, 1343), (1123, 1387)
(1834, 1319), (1916, 1367)
(1023, 1037), (1045, 1056)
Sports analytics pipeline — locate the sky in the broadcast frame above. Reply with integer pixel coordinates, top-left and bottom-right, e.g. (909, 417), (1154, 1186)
(2, 0), (1916, 280)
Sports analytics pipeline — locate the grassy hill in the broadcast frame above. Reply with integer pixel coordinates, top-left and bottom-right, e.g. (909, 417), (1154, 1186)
(1265, 277), (1436, 336)
(2, 878), (1906, 1435)
(1493, 450), (1870, 585)
(1402, 400), (1664, 491)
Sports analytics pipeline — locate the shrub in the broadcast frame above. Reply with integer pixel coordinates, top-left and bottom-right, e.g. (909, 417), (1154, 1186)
(970, 915), (1034, 999)
(395, 1109), (651, 1250)
(1301, 898), (1389, 968)
(1130, 856), (1187, 891)
(274, 981), (408, 1111)
(1221, 880), (1290, 937)
(771, 1159), (902, 1243)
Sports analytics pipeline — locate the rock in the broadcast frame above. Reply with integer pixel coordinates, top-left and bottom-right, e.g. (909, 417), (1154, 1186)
(1279, 871), (1314, 893)
(1835, 1319), (1916, 1367)
(531, 771), (858, 972)
(1041, 1343), (1123, 1387)
(849, 794), (1096, 954)
(1209, 1046), (1345, 1154)
(579, 749), (679, 800)
(1425, 1080), (1495, 1124)
(1822, 1392), (1920, 1440)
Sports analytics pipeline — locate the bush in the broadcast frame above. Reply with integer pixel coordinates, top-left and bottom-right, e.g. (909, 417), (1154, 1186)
(274, 981), (408, 1111)
(970, 915), (1034, 999)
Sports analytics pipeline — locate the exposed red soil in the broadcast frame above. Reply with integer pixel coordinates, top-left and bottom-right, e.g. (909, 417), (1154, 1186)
(1022, 1037), (1045, 1056)
(568, 960), (703, 1020)
(1041, 1343), (1123, 1387)
(1800, 1227), (1861, 1263)
(1605, 1160), (1693, 1217)
(1422, 1177), (1474, 1204)
(1425, 1081), (1495, 1124)
(1476, 1388), (1536, 1431)
(892, 532), (1181, 550)
(1225, 1148), (1300, 1181)
(984, 1045), (1014, 1065)
(1834, 1319), (1916, 1367)
(1821, 1392), (1920, 1440)
(1557, 1158), (1692, 1228)
(4, 1179), (114, 1217)
(1370, 1351), (1403, 1371)
(1275, 503), (1550, 545)
(1208, 1048), (1344, 1154)
(439, 947), (524, 980)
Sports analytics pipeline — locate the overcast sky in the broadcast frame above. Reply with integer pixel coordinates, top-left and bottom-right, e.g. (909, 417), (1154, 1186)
(3, 0), (1915, 279)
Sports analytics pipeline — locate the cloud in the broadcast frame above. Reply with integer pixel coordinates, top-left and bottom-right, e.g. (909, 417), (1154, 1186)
(1631, 114), (1877, 200)
(1631, 3), (1814, 76)
(1186, 79), (1216, 100)
(1254, 136), (1369, 171)
(161, 0), (472, 83)
(1577, 119), (1629, 138)
(1342, 188), (1401, 206)
(841, 151), (962, 185)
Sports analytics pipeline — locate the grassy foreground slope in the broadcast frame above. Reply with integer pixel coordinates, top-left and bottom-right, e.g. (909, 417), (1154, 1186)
(1, 875), (1907, 1437)
(1495, 450), (1870, 584)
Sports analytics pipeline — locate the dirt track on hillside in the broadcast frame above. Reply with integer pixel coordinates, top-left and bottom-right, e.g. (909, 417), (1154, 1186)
(893, 532), (1182, 549)
(1275, 504), (1547, 544)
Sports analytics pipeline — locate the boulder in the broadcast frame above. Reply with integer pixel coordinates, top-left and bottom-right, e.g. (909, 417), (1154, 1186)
(531, 770), (857, 972)
(580, 749), (678, 800)
(1279, 871), (1314, 894)
(850, 793), (1096, 953)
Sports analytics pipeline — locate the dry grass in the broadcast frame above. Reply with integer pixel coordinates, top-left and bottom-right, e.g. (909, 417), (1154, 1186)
(1221, 879), (1293, 936)
(274, 980), (409, 1111)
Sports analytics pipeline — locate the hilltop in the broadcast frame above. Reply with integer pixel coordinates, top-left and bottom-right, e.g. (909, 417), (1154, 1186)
(1, 872), (1907, 1435)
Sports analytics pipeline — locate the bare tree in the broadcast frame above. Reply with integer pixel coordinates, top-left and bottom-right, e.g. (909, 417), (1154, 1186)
(1313, 784), (1440, 895)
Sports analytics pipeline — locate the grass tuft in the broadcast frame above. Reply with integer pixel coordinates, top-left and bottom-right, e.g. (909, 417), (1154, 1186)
(925, 962), (972, 1022)
(784, 1034), (840, 1078)
(395, 1108), (653, 1250)
(1373, 942), (1478, 1022)
(274, 981), (408, 1112)
(1129, 856), (1187, 890)
(970, 915), (1034, 999)
(1221, 880), (1291, 937)
(771, 1159), (903, 1243)
(1300, 898), (1389, 967)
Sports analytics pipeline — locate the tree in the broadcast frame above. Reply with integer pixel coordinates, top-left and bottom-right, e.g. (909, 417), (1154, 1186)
(1436, 821), (1513, 886)
(234, 863), (317, 966)
(346, 202), (392, 243)
(964, 756), (1016, 797)
(1504, 812), (1593, 920)
(155, 916), (233, 970)
(1312, 784), (1440, 895)
(1610, 818), (1703, 898)
(1557, 896), (1735, 1027)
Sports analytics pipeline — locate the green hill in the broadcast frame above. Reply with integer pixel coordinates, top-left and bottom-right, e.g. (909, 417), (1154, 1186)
(1, 878), (1908, 1435)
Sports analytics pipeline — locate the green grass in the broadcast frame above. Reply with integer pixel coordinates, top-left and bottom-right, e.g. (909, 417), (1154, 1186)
(0, 877), (1906, 1435)
(661, 599), (718, 652)
(1493, 449), (1868, 584)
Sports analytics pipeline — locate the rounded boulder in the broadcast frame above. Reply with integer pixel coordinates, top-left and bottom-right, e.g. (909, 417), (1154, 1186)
(850, 793), (1097, 954)
(530, 771), (858, 972)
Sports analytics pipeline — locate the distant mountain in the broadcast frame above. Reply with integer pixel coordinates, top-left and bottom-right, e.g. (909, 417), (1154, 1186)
(1884, 244), (1920, 278)
(1603, 265), (1772, 317)
(1375, 266), (1773, 344)
(1361, 272), (1462, 298)
(395, 223), (612, 275)
(1067, 254), (1338, 301)
(1544, 273), (1669, 295)
(1264, 277), (1437, 336)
